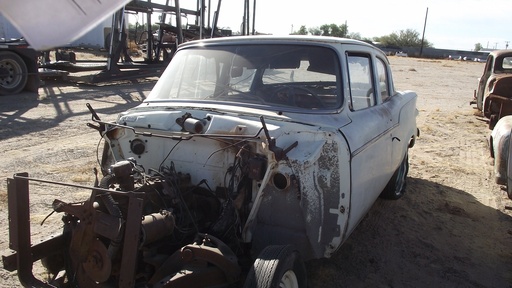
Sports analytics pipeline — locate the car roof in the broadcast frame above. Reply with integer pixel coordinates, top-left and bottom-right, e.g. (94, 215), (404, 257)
(178, 35), (378, 51)
(490, 49), (512, 58)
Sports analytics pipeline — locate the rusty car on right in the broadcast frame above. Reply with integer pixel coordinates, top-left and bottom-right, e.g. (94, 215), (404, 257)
(472, 49), (512, 129)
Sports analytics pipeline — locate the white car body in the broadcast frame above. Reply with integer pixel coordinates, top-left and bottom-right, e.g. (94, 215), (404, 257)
(106, 37), (417, 259)
(490, 115), (512, 199)
(5, 35), (419, 287)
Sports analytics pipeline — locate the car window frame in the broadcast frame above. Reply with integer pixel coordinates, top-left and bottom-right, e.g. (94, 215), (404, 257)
(375, 56), (391, 103)
(346, 51), (376, 111)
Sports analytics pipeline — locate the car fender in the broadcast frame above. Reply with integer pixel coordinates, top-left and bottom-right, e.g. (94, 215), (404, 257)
(490, 116), (512, 185)
(250, 128), (351, 260)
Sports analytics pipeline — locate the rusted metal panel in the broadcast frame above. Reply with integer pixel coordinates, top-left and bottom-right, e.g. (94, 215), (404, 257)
(2, 233), (68, 272)
(485, 94), (512, 129)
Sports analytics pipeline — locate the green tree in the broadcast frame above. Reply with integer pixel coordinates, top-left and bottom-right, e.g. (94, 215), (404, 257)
(290, 25), (308, 35)
(374, 29), (432, 48)
(308, 27), (322, 36)
(348, 32), (361, 40)
(319, 23), (348, 37)
(361, 37), (374, 43)
(474, 43), (483, 51)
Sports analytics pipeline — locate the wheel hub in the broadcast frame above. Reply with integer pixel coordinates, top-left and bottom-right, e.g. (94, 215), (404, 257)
(279, 270), (299, 288)
(0, 59), (21, 88)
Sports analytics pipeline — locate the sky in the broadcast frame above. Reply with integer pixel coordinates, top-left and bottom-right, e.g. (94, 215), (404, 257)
(0, 0), (508, 51)
(209, 0), (510, 51)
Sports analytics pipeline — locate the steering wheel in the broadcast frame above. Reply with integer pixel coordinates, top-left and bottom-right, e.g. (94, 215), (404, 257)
(271, 86), (325, 108)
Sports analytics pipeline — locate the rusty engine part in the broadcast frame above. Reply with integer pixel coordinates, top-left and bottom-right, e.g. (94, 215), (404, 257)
(4, 158), (249, 287)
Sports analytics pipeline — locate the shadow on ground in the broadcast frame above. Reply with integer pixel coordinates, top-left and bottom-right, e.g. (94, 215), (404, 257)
(306, 177), (512, 288)
(0, 79), (156, 141)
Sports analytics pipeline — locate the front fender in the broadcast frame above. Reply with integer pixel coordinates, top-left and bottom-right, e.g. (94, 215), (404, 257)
(250, 130), (351, 260)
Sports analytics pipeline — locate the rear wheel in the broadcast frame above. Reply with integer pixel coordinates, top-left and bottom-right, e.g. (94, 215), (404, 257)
(0, 51), (28, 95)
(244, 245), (306, 288)
(380, 151), (409, 200)
(506, 150), (512, 200)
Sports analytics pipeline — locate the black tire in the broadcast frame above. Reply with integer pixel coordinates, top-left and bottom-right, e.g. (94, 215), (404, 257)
(380, 151), (409, 200)
(0, 51), (28, 95)
(244, 245), (306, 288)
(506, 154), (512, 200)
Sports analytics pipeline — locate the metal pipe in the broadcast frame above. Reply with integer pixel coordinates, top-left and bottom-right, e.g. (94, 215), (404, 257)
(252, 0), (256, 35)
(12, 174), (144, 196)
(242, 160), (276, 242)
(175, 0), (183, 44)
(243, 0), (247, 35)
(207, 0), (211, 28)
(107, 11), (117, 70)
(211, 0), (222, 38)
(147, 0), (153, 62)
(199, 0), (205, 38)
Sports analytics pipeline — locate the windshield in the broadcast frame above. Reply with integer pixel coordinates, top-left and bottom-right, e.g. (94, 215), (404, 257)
(146, 44), (342, 111)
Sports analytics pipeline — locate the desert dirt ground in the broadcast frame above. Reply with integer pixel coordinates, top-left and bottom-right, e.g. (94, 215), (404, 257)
(0, 56), (511, 287)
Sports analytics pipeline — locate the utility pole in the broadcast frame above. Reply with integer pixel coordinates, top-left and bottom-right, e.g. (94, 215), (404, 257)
(420, 7), (428, 57)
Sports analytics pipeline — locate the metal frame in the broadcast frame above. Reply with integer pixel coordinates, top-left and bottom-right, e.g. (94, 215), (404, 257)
(40, 0), (259, 84)
(2, 173), (145, 287)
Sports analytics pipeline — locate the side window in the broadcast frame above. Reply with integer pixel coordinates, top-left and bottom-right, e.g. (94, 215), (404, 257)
(376, 58), (390, 102)
(347, 53), (375, 110)
(502, 56), (512, 70)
